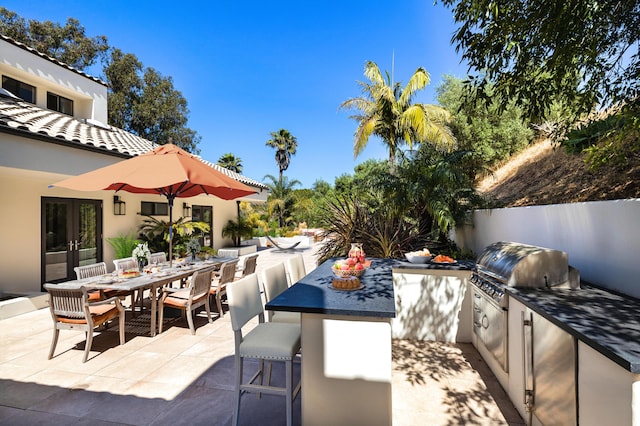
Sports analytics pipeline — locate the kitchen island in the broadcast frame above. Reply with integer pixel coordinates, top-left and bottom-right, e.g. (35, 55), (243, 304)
(265, 258), (398, 426)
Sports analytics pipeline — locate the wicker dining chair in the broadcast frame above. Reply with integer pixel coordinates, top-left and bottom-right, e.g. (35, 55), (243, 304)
(235, 254), (258, 280)
(210, 259), (239, 317)
(44, 284), (125, 363)
(73, 262), (109, 301)
(158, 266), (215, 335)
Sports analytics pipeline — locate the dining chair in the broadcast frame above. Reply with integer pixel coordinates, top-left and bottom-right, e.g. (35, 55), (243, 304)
(227, 274), (301, 426)
(158, 266), (215, 335)
(285, 253), (307, 286)
(149, 251), (167, 265)
(261, 263), (300, 324)
(44, 284), (125, 363)
(112, 257), (142, 313)
(73, 261), (108, 301)
(209, 259), (239, 317)
(235, 253), (258, 280)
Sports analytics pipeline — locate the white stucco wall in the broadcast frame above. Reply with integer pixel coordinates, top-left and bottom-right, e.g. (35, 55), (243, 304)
(455, 199), (640, 299)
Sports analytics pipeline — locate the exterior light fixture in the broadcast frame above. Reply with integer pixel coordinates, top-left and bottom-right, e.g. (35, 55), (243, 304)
(113, 195), (126, 215)
(183, 202), (192, 217)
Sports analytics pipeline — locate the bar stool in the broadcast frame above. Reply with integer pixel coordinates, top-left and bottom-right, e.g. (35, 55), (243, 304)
(227, 274), (301, 426)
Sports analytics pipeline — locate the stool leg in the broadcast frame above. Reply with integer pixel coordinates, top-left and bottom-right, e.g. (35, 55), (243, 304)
(233, 354), (242, 426)
(286, 358), (293, 426)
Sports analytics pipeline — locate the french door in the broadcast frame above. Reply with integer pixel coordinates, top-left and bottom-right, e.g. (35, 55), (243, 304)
(41, 197), (103, 286)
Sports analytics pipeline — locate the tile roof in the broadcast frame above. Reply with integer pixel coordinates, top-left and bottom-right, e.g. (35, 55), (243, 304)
(0, 94), (267, 189)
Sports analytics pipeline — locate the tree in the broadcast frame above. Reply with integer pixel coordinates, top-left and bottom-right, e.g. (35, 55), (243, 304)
(340, 61), (456, 173)
(217, 153), (243, 173)
(436, 75), (534, 180)
(0, 8), (108, 70)
(104, 51), (201, 153)
(263, 174), (301, 228)
(265, 129), (298, 185)
(440, 0), (640, 128)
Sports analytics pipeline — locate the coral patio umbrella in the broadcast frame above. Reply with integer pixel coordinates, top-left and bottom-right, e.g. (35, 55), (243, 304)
(51, 143), (256, 264)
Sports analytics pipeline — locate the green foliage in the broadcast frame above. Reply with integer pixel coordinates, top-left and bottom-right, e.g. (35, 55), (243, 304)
(106, 233), (140, 259)
(263, 174), (301, 228)
(266, 129), (298, 183)
(436, 75), (534, 179)
(137, 216), (210, 254)
(217, 153), (243, 173)
(222, 217), (254, 246)
(440, 0), (640, 129)
(340, 61), (456, 172)
(105, 50), (201, 153)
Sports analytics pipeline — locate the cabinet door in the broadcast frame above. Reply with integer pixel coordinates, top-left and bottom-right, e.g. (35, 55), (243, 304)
(531, 310), (577, 426)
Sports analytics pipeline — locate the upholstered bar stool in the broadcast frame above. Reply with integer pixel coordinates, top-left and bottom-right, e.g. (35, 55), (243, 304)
(227, 274), (301, 426)
(262, 263), (300, 324)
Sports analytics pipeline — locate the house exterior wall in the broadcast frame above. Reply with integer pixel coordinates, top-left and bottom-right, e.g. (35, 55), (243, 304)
(0, 38), (108, 123)
(0, 134), (244, 295)
(454, 199), (640, 299)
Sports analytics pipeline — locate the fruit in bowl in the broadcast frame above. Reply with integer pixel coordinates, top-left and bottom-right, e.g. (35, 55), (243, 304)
(432, 254), (455, 263)
(332, 259), (366, 277)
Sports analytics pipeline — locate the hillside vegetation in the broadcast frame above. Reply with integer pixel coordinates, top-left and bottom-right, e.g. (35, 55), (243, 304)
(477, 139), (640, 207)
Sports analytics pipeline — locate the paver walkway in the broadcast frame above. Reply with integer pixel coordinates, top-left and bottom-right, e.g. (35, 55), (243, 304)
(0, 243), (523, 425)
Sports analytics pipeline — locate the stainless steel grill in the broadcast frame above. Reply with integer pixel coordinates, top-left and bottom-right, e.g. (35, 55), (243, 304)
(470, 241), (579, 373)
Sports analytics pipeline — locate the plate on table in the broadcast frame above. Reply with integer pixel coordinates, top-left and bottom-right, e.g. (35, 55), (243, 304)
(97, 277), (115, 284)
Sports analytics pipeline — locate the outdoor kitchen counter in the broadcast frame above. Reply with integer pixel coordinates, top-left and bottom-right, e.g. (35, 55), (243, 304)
(507, 283), (640, 373)
(266, 257), (398, 426)
(266, 257), (398, 317)
(393, 259), (475, 271)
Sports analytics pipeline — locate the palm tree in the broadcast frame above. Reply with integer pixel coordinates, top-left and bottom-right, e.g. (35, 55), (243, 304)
(217, 153), (243, 173)
(265, 129), (298, 185)
(340, 61), (456, 173)
(263, 174), (301, 228)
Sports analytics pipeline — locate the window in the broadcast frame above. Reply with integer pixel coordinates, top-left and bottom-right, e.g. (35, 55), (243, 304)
(47, 92), (74, 116)
(141, 202), (169, 216)
(192, 205), (213, 247)
(2, 76), (36, 103)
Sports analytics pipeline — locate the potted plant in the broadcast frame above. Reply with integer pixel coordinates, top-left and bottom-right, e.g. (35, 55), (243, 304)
(222, 217), (254, 246)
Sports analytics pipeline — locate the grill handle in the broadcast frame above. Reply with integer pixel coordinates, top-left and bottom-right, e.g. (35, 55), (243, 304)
(522, 311), (534, 414)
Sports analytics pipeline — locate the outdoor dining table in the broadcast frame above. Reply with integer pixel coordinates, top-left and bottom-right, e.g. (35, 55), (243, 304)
(52, 257), (233, 337)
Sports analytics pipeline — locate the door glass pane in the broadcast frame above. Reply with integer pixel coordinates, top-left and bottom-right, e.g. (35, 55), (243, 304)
(193, 205), (213, 247)
(78, 202), (98, 266)
(45, 202), (68, 281)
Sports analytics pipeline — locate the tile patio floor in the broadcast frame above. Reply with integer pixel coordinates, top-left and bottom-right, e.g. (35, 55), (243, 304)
(0, 244), (524, 425)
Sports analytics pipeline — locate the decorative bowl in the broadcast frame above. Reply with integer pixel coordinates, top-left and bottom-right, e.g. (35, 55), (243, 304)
(404, 253), (433, 264)
(332, 266), (366, 278)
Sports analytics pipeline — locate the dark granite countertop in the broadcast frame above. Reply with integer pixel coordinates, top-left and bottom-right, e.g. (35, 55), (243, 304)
(508, 284), (640, 373)
(265, 258), (398, 318)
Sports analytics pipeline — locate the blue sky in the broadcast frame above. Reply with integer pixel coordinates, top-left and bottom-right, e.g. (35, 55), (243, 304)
(3, 0), (469, 188)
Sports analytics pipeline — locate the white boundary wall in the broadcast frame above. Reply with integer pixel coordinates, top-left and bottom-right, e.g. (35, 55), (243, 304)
(455, 199), (640, 299)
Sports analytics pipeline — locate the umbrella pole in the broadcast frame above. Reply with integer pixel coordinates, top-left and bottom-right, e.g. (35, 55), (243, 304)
(168, 197), (174, 267)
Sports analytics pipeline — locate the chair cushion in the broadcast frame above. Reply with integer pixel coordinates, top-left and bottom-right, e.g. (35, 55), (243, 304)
(163, 289), (191, 308)
(58, 304), (119, 325)
(239, 323), (300, 360)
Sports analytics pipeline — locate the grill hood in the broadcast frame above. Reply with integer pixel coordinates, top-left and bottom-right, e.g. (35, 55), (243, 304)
(476, 241), (571, 288)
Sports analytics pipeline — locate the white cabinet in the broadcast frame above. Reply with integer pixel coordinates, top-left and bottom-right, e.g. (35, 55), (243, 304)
(392, 268), (472, 342)
(578, 342), (640, 426)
